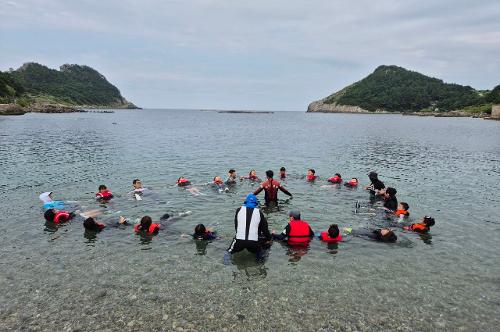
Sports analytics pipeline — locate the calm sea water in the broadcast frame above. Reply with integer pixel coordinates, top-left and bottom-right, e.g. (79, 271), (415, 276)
(0, 110), (499, 331)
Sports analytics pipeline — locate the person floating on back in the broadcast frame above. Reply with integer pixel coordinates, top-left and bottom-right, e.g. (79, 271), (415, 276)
(224, 194), (271, 263)
(382, 187), (398, 212)
(403, 216), (435, 233)
(364, 171), (385, 195)
(328, 173), (342, 184)
(344, 177), (358, 188)
(39, 191), (65, 209)
(279, 167), (287, 180)
(394, 202), (410, 220)
(130, 179), (151, 200)
(193, 224), (217, 240)
(344, 227), (397, 243)
(306, 169), (317, 182)
(177, 177), (201, 195)
(253, 170), (292, 205)
(83, 217), (106, 232)
(319, 224), (343, 243)
(134, 216), (160, 235)
(212, 176), (229, 193)
(95, 185), (113, 201)
(273, 210), (314, 247)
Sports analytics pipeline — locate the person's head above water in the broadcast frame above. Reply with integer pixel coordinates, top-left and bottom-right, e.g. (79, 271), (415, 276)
(280, 167), (286, 172)
(249, 170), (257, 177)
(132, 179), (142, 189)
(243, 194), (258, 208)
(98, 185), (107, 192)
(328, 224), (340, 238)
(422, 216), (435, 227)
(307, 169), (316, 175)
(385, 187), (397, 197)
(39, 192), (53, 203)
(265, 170), (274, 179)
(177, 177), (191, 186)
(84, 217), (102, 232)
(228, 169), (236, 176)
(44, 208), (56, 222)
(398, 202), (409, 211)
(379, 228), (397, 242)
(194, 224), (207, 236)
(139, 216), (153, 229)
(368, 171), (378, 181)
(213, 176), (223, 184)
(289, 209), (301, 220)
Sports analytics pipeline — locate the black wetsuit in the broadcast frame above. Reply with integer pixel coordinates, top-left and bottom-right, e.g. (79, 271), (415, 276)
(383, 196), (398, 211)
(227, 206), (271, 254)
(369, 179), (385, 194)
(351, 229), (384, 241)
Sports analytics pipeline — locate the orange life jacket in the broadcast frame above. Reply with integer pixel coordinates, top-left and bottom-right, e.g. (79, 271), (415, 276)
(134, 223), (160, 235)
(320, 231), (342, 243)
(410, 223), (429, 233)
(395, 209), (409, 217)
(288, 220), (312, 245)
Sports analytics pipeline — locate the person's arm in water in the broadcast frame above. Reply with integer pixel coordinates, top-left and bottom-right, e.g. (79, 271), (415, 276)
(273, 224), (290, 241)
(258, 210), (272, 242)
(278, 185), (292, 197)
(253, 186), (263, 196)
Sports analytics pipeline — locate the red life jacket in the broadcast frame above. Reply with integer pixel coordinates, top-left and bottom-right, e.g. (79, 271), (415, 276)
(346, 179), (358, 186)
(328, 175), (342, 183)
(395, 209), (409, 217)
(134, 223), (160, 235)
(248, 175), (258, 180)
(96, 190), (113, 199)
(320, 231), (342, 243)
(214, 179), (224, 185)
(177, 178), (191, 187)
(54, 211), (70, 224)
(306, 175), (317, 182)
(288, 220), (312, 245)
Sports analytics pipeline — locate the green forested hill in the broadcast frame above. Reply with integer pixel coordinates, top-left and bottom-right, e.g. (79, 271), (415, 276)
(0, 62), (137, 108)
(315, 65), (496, 113)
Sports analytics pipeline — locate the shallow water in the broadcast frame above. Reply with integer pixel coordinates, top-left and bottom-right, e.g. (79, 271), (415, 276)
(0, 110), (499, 331)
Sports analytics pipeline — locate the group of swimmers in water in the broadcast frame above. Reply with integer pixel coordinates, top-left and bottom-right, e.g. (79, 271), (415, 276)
(39, 167), (436, 262)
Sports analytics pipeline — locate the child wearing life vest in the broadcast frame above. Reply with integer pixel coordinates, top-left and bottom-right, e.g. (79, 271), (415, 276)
(394, 202), (410, 220)
(134, 216), (160, 235)
(241, 169), (260, 181)
(95, 185), (113, 201)
(306, 169), (317, 182)
(193, 224), (217, 240)
(44, 208), (75, 224)
(212, 176), (229, 192)
(319, 224), (343, 243)
(344, 177), (358, 188)
(279, 167), (287, 179)
(403, 216), (435, 233)
(328, 173), (342, 184)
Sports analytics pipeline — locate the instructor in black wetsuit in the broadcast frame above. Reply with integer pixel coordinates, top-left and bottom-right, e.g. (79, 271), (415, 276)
(224, 194), (272, 263)
(253, 170), (292, 205)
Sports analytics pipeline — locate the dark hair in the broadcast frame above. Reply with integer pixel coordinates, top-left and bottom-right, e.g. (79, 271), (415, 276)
(83, 217), (100, 232)
(352, 177), (358, 181)
(98, 184), (107, 191)
(368, 172), (378, 181)
(266, 170), (274, 178)
(309, 169), (315, 174)
(280, 167), (286, 172)
(133, 179), (140, 185)
(328, 224), (340, 238)
(139, 216), (152, 231)
(386, 187), (397, 197)
(44, 209), (56, 222)
(194, 224), (206, 236)
(213, 176), (217, 181)
(335, 173), (341, 177)
(423, 216), (435, 227)
(380, 230), (397, 243)
(400, 202), (409, 211)
(229, 169), (235, 174)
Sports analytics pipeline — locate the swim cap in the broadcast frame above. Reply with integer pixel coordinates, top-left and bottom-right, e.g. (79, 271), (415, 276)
(289, 210), (301, 220)
(244, 194), (258, 208)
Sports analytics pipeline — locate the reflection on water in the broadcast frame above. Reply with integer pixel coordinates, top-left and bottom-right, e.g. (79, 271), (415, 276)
(1, 111), (499, 330)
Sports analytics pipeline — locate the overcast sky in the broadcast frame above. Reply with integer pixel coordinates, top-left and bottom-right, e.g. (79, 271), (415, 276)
(1, 0), (499, 110)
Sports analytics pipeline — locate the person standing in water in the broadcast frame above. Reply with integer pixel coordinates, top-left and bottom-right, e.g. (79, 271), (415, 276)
(364, 172), (385, 195)
(253, 170), (292, 205)
(225, 194), (272, 262)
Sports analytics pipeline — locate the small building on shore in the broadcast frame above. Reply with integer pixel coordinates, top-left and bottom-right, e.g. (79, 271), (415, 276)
(492, 105), (500, 119)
